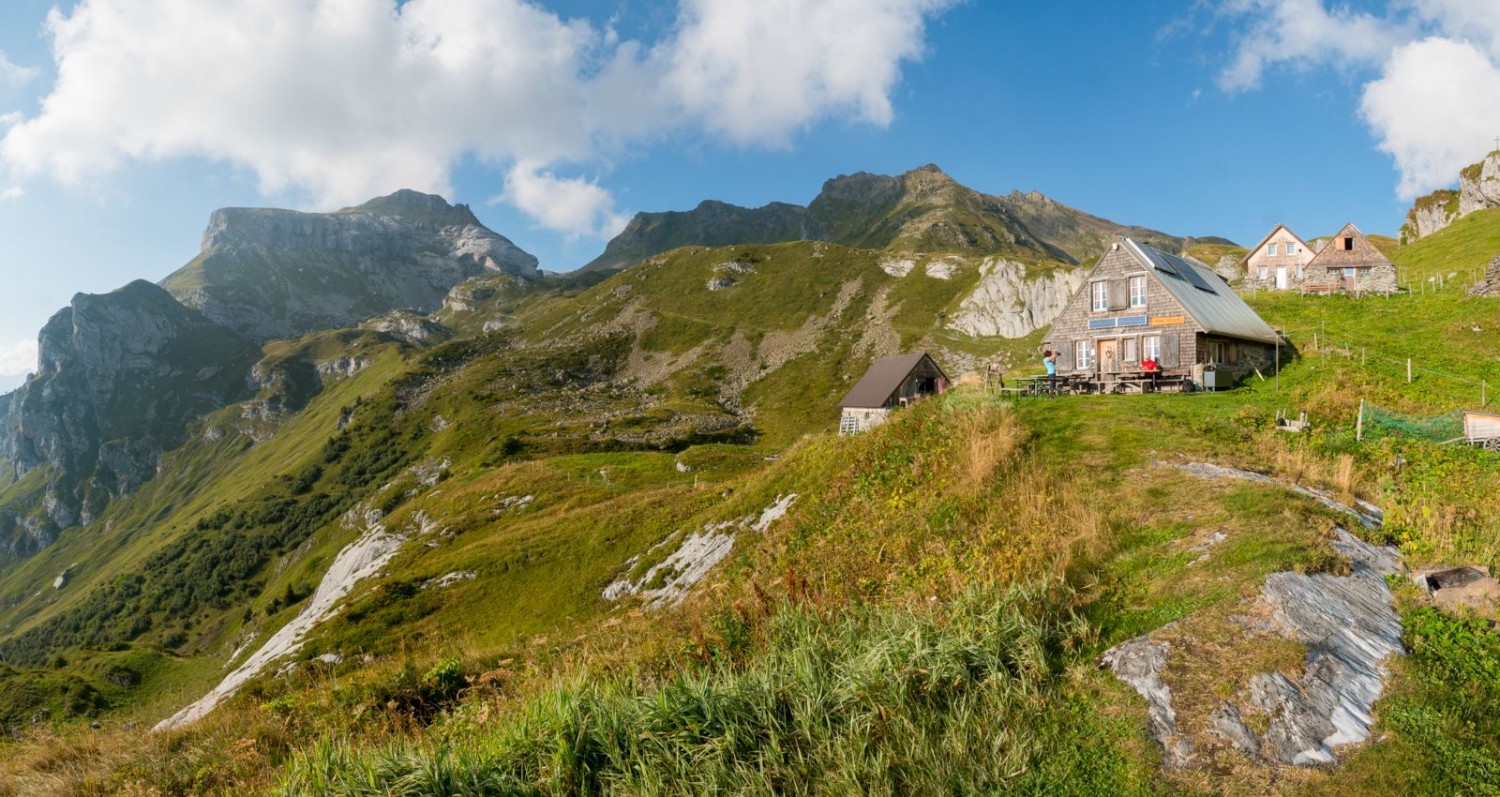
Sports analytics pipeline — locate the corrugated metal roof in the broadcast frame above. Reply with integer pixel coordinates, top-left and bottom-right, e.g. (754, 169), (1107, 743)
(839, 352), (938, 408)
(1123, 239), (1281, 345)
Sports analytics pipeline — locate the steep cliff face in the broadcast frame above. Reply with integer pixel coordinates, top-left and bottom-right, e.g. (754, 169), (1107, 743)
(1459, 152), (1500, 215)
(162, 190), (539, 341)
(945, 259), (1086, 339)
(0, 281), (258, 550)
(582, 165), (1199, 272)
(1401, 153), (1500, 243)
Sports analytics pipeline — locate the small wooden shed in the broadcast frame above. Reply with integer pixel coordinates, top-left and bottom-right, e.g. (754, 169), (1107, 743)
(838, 352), (949, 435)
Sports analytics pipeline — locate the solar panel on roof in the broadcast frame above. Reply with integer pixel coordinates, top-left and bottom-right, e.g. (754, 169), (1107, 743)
(1173, 258), (1218, 294)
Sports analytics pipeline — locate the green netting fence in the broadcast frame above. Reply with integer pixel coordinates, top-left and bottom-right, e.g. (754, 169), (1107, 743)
(1358, 402), (1466, 444)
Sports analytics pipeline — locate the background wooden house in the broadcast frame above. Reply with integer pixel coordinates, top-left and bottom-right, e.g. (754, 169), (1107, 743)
(1302, 223), (1398, 295)
(838, 353), (948, 434)
(1045, 239), (1281, 388)
(1242, 223), (1315, 291)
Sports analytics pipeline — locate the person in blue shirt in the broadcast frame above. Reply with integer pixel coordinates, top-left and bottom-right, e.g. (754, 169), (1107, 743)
(1043, 350), (1057, 392)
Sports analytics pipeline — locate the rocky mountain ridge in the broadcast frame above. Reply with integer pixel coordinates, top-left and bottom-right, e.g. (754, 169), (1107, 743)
(584, 164), (1215, 272)
(163, 189), (539, 341)
(0, 281), (258, 554)
(1400, 151), (1500, 243)
(0, 191), (541, 558)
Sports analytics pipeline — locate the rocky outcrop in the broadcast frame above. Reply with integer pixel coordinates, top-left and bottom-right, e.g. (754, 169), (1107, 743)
(1401, 152), (1500, 243)
(162, 190), (539, 341)
(583, 164), (1208, 272)
(0, 282), (258, 552)
(945, 259), (1085, 339)
(1460, 152), (1500, 216)
(1399, 189), (1460, 244)
(1470, 252), (1500, 296)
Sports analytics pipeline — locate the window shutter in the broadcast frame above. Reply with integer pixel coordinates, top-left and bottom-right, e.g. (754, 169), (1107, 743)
(1161, 333), (1181, 368)
(1108, 278), (1129, 310)
(1057, 340), (1073, 371)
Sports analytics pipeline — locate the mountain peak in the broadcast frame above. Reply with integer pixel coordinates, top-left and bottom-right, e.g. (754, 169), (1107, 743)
(340, 189), (480, 227)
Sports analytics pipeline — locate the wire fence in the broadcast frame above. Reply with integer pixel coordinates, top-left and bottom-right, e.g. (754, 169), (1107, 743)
(1279, 320), (1491, 409)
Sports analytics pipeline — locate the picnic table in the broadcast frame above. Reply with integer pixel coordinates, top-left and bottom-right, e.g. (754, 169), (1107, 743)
(1014, 374), (1071, 398)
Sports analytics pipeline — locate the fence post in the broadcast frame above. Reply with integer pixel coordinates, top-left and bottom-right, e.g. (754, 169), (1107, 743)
(1485, 381), (1489, 408)
(1357, 399), (1365, 442)
(1407, 358), (1413, 383)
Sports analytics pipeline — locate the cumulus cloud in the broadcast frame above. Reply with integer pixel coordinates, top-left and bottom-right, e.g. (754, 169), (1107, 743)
(501, 163), (630, 239)
(1216, 0), (1404, 92)
(666, 0), (956, 147)
(0, 338), (37, 378)
(0, 0), (951, 239)
(1215, 0), (1500, 198)
(1362, 37), (1500, 198)
(0, 52), (38, 87)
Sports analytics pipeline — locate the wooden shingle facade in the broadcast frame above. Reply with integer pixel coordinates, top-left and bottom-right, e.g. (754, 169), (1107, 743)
(1302, 223), (1398, 295)
(1045, 239), (1281, 387)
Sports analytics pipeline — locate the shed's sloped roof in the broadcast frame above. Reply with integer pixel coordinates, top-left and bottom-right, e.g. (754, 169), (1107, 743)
(1123, 239), (1280, 345)
(839, 352), (938, 409)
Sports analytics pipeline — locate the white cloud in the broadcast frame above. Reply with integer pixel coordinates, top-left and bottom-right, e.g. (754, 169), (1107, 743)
(1216, 0), (1500, 198)
(0, 338), (37, 377)
(1362, 37), (1500, 199)
(1215, 0), (1405, 92)
(0, 0), (952, 239)
(0, 51), (38, 87)
(665, 0), (955, 147)
(501, 163), (630, 239)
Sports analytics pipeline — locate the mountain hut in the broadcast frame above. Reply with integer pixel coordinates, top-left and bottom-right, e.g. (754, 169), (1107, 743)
(1241, 223), (1316, 291)
(838, 352), (949, 435)
(1301, 223), (1398, 295)
(1045, 239), (1281, 390)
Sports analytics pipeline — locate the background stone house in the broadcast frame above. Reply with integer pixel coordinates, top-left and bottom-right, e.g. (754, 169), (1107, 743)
(1302, 223), (1398, 295)
(838, 352), (949, 434)
(1044, 239), (1282, 386)
(1242, 223), (1315, 291)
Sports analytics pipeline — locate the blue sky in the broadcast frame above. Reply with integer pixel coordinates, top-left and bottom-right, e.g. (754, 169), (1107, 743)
(2, 0), (1498, 391)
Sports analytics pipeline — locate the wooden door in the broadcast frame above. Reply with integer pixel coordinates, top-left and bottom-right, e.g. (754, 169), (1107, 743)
(1343, 268), (1358, 292)
(1276, 267), (1288, 290)
(1099, 339), (1119, 374)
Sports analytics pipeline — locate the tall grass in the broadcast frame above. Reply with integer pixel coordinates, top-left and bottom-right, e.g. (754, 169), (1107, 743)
(277, 582), (1086, 796)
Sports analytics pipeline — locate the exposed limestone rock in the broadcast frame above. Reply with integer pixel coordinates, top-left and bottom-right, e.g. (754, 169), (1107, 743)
(604, 494), (797, 607)
(1470, 252), (1500, 296)
(923, 257), (963, 280)
(1212, 255), (1241, 283)
(1107, 464), (1403, 771)
(363, 311), (446, 343)
(0, 282), (258, 554)
(880, 257), (916, 277)
(315, 357), (372, 380)
(155, 504), (407, 732)
(1460, 152), (1500, 216)
(163, 190), (538, 342)
(1101, 637), (1194, 768)
(1402, 153), (1500, 242)
(945, 258), (1085, 339)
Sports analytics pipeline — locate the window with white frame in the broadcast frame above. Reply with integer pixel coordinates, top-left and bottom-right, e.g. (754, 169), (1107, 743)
(1259, 267), (1268, 280)
(1123, 337), (1139, 363)
(1144, 335), (1161, 361)
(1091, 281), (1108, 312)
(1129, 275), (1147, 308)
(1207, 340), (1226, 363)
(1075, 340), (1094, 370)
(1268, 243), (1278, 256)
